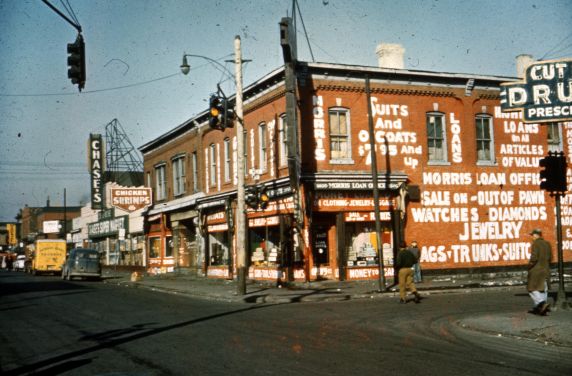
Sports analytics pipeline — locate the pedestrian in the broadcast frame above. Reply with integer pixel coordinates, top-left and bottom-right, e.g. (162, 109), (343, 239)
(396, 242), (421, 304)
(527, 229), (552, 315)
(409, 240), (422, 283)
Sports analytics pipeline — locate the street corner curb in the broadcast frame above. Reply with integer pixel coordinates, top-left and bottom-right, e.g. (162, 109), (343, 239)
(454, 315), (572, 348)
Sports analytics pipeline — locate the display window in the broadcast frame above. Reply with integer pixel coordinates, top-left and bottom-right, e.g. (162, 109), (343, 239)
(249, 224), (281, 267)
(149, 237), (161, 259)
(208, 231), (229, 266)
(344, 222), (392, 266)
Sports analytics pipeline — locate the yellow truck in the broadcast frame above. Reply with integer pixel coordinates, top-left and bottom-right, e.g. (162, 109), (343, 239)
(30, 239), (67, 275)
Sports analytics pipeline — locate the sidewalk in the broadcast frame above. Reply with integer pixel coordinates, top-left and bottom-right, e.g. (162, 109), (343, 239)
(101, 268), (572, 348)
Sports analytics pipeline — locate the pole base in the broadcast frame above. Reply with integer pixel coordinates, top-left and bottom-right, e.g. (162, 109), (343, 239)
(237, 266), (247, 296)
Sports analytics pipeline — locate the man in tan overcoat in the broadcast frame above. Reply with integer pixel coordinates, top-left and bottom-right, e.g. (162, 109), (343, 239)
(527, 229), (552, 315)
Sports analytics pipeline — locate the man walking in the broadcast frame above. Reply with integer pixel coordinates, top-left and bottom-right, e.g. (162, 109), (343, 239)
(396, 242), (421, 304)
(409, 240), (422, 283)
(527, 229), (552, 315)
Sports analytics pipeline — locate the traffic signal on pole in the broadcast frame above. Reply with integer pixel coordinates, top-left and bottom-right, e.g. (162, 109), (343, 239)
(208, 95), (235, 131)
(245, 186), (259, 209)
(539, 151), (567, 193)
(67, 34), (86, 91)
(208, 95), (224, 130)
(258, 185), (269, 209)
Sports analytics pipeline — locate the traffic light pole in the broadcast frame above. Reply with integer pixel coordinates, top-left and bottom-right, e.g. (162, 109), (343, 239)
(554, 194), (569, 310)
(235, 36), (247, 296)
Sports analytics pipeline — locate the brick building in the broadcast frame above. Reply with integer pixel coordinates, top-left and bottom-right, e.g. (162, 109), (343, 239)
(140, 24), (571, 281)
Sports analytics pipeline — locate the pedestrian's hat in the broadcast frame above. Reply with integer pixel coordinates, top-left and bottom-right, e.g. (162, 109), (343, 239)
(530, 228), (542, 235)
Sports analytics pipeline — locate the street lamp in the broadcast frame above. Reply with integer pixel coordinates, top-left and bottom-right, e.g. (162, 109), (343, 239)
(180, 36), (248, 295)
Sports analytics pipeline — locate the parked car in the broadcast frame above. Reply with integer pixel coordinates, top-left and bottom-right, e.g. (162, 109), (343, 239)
(13, 255), (27, 272)
(62, 248), (101, 281)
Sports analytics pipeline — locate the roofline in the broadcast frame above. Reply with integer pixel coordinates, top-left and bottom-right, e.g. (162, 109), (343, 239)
(139, 61), (518, 153)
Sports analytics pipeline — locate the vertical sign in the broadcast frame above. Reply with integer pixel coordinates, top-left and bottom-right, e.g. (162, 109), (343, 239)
(89, 134), (104, 210)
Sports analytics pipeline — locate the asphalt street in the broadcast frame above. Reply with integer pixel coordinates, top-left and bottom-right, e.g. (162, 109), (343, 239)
(1, 270), (571, 375)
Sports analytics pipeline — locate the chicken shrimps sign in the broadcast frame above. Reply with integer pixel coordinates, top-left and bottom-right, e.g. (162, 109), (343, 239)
(110, 187), (152, 212)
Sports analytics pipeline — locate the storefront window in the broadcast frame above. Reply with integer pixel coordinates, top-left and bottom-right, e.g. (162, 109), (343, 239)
(149, 237), (160, 258)
(165, 236), (174, 258)
(209, 232), (229, 266)
(249, 225), (281, 267)
(345, 223), (380, 266)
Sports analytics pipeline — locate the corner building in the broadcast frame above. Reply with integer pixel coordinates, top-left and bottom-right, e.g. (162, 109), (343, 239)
(140, 52), (571, 282)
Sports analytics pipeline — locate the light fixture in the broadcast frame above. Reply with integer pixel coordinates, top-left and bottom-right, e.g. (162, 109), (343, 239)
(180, 55), (190, 75)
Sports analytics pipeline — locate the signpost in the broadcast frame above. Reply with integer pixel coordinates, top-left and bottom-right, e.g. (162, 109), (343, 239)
(501, 57), (571, 311)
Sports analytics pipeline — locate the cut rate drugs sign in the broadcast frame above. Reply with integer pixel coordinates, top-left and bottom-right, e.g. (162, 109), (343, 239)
(500, 58), (572, 123)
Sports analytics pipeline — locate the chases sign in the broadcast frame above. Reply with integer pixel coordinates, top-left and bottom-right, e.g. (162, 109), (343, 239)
(89, 134), (104, 210)
(500, 58), (572, 123)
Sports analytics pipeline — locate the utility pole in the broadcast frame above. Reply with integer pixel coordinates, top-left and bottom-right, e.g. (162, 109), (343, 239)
(366, 76), (386, 292)
(235, 36), (247, 295)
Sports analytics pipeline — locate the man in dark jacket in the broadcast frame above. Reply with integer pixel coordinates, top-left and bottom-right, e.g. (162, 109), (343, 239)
(527, 229), (552, 315)
(396, 242), (421, 304)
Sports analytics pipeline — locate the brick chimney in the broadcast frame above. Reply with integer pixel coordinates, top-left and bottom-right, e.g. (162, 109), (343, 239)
(376, 43), (405, 69)
(516, 54), (534, 78)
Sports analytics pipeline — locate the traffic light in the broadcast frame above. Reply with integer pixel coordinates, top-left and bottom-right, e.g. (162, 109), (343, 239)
(208, 95), (224, 130)
(258, 185), (269, 209)
(208, 95), (235, 131)
(539, 151), (567, 193)
(67, 34), (86, 91)
(245, 186), (259, 209)
(245, 185), (270, 210)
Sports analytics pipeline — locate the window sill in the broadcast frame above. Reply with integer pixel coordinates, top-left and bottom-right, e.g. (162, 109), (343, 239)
(329, 158), (354, 165)
(476, 161), (498, 167)
(427, 161), (451, 166)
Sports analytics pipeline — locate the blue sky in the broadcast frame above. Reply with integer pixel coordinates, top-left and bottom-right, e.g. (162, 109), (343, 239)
(0, 0), (571, 222)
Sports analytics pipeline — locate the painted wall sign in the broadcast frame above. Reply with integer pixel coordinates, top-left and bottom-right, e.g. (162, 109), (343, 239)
(110, 187), (152, 212)
(89, 134), (104, 210)
(500, 58), (572, 123)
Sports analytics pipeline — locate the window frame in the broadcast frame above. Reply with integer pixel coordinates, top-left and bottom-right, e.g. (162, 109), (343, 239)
(328, 107), (353, 164)
(278, 114), (288, 167)
(224, 138), (231, 183)
(258, 122), (268, 172)
(171, 154), (187, 197)
(192, 151), (198, 193)
(154, 163), (167, 201)
(209, 143), (217, 187)
(547, 122), (563, 153)
(475, 114), (496, 165)
(426, 112), (448, 165)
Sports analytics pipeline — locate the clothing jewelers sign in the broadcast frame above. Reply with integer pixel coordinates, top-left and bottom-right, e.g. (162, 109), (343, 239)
(500, 58), (572, 123)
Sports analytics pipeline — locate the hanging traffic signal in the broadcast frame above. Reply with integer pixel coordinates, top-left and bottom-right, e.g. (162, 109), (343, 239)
(539, 152), (567, 193)
(245, 186), (259, 209)
(258, 185), (269, 209)
(208, 95), (224, 130)
(67, 34), (86, 91)
(223, 98), (235, 128)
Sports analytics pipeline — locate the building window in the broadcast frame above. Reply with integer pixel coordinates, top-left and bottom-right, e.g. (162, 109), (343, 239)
(165, 236), (174, 258)
(259, 123), (268, 172)
(427, 112), (447, 162)
(279, 114), (287, 167)
(154, 164), (166, 201)
(149, 237), (160, 258)
(476, 114), (495, 164)
(547, 123), (562, 153)
(329, 108), (351, 160)
(172, 155), (186, 196)
(209, 143), (217, 187)
(146, 171), (151, 188)
(224, 138), (231, 182)
(192, 152), (198, 192)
